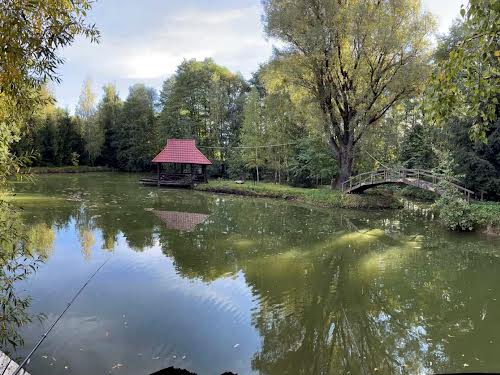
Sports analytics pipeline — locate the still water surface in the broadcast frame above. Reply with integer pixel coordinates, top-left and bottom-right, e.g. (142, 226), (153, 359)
(7, 173), (500, 374)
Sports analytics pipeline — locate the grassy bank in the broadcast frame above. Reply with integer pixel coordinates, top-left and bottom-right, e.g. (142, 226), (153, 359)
(194, 180), (402, 209)
(470, 202), (500, 235)
(23, 166), (113, 174)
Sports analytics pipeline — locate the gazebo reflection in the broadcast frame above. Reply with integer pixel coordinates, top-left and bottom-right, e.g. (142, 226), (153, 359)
(151, 210), (209, 232)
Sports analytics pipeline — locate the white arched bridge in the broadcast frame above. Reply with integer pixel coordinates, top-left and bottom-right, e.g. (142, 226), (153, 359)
(341, 168), (474, 201)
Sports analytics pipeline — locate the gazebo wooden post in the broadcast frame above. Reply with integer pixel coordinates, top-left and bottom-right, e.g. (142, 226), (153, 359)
(157, 163), (160, 186)
(202, 165), (207, 183)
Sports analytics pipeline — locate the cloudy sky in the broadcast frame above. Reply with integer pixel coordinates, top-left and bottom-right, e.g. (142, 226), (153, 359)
(55, 0), (466, 111)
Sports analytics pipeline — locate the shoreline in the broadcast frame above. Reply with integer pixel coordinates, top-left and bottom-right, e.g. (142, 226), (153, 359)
(21, 166), (114, 174)
(194, 181), (500, 235)
(194, 180), (402, 210)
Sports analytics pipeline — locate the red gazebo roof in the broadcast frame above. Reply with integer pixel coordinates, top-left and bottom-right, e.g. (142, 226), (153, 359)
(152, 139), (212, 165)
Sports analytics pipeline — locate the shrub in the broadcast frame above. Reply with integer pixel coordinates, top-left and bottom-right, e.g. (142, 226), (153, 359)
(70, 152), (80, 166)
(433, 188), (475, 231)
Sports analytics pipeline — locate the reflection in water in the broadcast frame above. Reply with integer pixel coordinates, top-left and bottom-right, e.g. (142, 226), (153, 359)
(0, 201), (48, 353)
(151, 210), (209, 232)
(78, 228), (96, 261)
(6, 173), (500, 375)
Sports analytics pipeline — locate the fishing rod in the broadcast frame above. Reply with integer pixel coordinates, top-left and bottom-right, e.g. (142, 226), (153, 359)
(13, 257), (111, 375)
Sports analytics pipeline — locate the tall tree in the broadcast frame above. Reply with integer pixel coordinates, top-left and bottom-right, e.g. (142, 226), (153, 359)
(240, 88), (266, 182)
(263, 0), (435, 187)
(76, 78), (103, 165)
(158, 59), (247, 175)
(116, 84), (158, 171)
(96, 84), (122, 167)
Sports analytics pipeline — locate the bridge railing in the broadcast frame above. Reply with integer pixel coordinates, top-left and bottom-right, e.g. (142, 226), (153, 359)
(341, 168), (474, 201)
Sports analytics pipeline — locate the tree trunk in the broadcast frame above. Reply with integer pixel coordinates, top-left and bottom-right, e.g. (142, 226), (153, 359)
(255, 148), (260, 183)
(332, 142), (354, 189)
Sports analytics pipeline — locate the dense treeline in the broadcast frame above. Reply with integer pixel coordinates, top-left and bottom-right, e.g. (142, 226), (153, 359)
(9, 1), (500, 200)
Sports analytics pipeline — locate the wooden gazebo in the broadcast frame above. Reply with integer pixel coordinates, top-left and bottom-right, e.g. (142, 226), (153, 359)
(140, 139), (212, 187)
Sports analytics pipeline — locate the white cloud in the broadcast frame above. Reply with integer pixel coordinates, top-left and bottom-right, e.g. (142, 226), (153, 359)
(422, 0), (467, 34)
(54, 1), (465, 110)
(61, 5), (271, 80)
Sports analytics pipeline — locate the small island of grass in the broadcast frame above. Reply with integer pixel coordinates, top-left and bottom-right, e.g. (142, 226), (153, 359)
(194, 180), (402, 209)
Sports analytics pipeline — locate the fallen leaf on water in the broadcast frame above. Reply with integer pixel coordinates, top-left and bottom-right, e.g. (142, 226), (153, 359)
(42, 356), (48, 359)
(64, 366), (68, 370)
(111, 363), (123, 369)
(182, 356), (186, 360)
(233, 344), (239, 348)
(152, 357), (160, 360)
(463, 363), (469, 367)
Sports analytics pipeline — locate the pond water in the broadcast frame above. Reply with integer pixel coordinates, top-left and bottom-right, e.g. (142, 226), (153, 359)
(5, 173), (500, 374)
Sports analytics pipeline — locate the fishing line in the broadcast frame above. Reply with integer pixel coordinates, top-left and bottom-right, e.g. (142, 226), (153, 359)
(12, 257), (111, 375)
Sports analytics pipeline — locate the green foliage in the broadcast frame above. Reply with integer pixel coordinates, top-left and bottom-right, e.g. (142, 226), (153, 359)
(70, 152), (80, 167)
(238, 64), (335, 186)
(96, 84), (122, 167)
(13, 103), (85, 168)
(288, 136), (337, 187)
(158, 59), (248, 175)
(448, 117), (500, 200)
(0, 199), (45, 350)
(115, 84), (158, 171)
(0, 0), (97, 351)
(400, 123), (437, 169)
(263, 0), (435, 184)
(76, 78), (104, 165)
(434, 188), (476, 231)
(195, 180), (402, 209)
(0, 0), (99, 102)
(0, 0), (99, 181)
(399, 186), (439, 201)
(432, 150), (475, 231)
(239, 88), (266, 180)
(354, 99), (428, 172)
(470, 202), (500, 228)
(428, 2), (499, 142)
